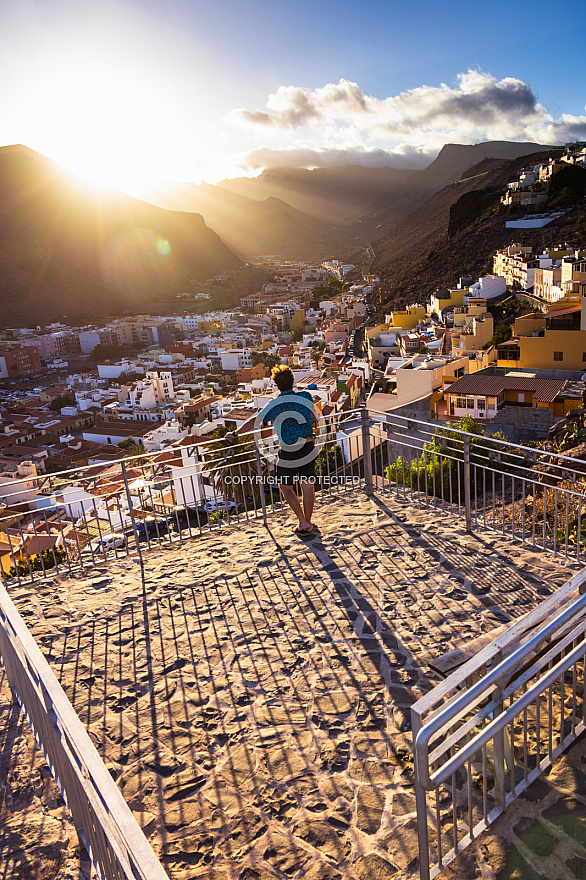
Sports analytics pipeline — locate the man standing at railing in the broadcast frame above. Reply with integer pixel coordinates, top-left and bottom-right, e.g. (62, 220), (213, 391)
(256, 365), (320, 536)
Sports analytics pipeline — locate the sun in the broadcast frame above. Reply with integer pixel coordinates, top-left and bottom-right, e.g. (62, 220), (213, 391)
(0, 8), (217, 196)
(23, 46), (191, 194)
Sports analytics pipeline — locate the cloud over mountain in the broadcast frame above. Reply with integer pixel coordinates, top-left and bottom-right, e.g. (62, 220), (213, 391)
(242, 145), (435, 171)
(230, 70), (586, 170)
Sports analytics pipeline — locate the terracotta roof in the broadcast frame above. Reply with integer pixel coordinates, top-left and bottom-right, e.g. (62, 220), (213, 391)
(544, 305), (581, 318)
(224, 407), (260, 421)
(182, 396), (219, 411)
(446, 374), (567, 403)
(86, 419), (162, 437)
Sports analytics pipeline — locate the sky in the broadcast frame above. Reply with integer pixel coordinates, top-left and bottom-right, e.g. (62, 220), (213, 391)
(1, 0), (586, 197)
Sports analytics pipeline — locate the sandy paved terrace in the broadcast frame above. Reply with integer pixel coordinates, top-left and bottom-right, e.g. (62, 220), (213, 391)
(5, 488), (582, 880)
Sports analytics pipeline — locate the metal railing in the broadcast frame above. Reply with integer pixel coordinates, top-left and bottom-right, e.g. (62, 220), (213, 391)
(0, 581), (168, 880)
(4, 406), (586, 877)
(0, 410), (368, 586)
(5, 408), (586, 588)
(0, 408), (370, 876)
(370, 409), (586, 561)
(411, 567), (586, 879)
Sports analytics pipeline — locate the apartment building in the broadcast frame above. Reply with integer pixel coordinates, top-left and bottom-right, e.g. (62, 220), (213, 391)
(501, 190), (548, 208)
(384, 305), (427, 330)
(450, 299), (494, 353)
(0, 460), (39, 507)
(21, 331), (81, 360)
(561, 254), (586, 296)
(365, 325), (400, 369)
(220, 349), (252, 372)
(0, 344), (42, 378)
(534, 265), (564, 303)
(127, 371), (176, 408)
(493, 246), (539, 290)
(497, 297), (586, 371)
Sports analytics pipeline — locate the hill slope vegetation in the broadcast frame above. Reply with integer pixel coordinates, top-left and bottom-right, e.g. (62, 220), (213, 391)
(0, 145), (241, 326)
(365, 148), (586, 316)
(145, 142), (547, 259)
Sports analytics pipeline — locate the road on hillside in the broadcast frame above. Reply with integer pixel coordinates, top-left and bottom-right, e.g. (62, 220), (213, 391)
(362, 244), (375, 277)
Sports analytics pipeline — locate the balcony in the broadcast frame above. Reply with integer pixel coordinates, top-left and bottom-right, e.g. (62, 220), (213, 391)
(2, 410), (586, 879)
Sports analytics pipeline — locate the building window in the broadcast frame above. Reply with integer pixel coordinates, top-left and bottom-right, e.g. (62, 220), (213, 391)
(582, 353), (586, 362)
(554, 351), (564, 362)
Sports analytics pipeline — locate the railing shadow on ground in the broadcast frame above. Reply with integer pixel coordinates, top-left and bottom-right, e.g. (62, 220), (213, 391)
(27, 486), (576, 878)
(369, 493), (574, 616)
(33, 503), (458, 876)
(5, 408), (586, 877)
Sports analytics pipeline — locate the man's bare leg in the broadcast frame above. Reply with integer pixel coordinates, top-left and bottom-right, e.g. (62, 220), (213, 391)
(280, 484), (311, 531)
(301, 481), (315, 526)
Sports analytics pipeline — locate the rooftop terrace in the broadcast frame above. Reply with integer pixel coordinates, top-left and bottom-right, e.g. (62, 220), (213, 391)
(4, 486), (585, 880)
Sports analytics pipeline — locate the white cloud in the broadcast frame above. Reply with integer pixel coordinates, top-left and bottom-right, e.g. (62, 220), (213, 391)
(242, 145), (435, 171)
(230, 70), (586, 171)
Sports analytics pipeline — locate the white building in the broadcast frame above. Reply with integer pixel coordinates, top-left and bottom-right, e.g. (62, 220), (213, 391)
(97, 360), (151, 380)
(466, 275), (506, 301)
(166, 441), (217, 509)
(0, 461), (39, 507)
(142, 420), (188, 453)
(220, 349), (252, 371)
(128, 372), (175, 408)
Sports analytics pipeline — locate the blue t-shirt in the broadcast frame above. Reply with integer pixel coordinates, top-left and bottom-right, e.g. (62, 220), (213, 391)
(261, 390), (315, 448)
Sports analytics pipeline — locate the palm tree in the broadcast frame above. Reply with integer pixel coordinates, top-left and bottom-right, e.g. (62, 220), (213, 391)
(202, 425), (269, 511)
(311, 350), (321, 370)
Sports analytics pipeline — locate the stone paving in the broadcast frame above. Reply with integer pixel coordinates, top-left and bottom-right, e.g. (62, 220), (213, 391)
(0, 672), (90, 879)
(3, 487), (586, 880)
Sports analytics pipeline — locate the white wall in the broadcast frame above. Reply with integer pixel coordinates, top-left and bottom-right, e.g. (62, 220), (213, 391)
(78, 331), (101, 354)
(468, 276), (507, 299)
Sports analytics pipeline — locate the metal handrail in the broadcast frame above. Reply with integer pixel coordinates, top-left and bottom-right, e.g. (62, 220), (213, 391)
(0, 583), (168, 880)
(413, 567), (586, 790)
(431, 632), (586, 788)
(411, 561), (586, 880)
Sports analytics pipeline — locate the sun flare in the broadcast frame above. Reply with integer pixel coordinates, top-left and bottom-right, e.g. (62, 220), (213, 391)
(0, 7), (230, 196)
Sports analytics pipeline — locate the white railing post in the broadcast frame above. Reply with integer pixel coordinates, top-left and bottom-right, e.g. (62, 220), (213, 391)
(361, 407), (373, 496)
(411, 709), (431, 880)
(0, 584), (168, 880)
(463, 435), (472, 533)
(254, 440), (268, 525)
(120, 460), (143, 567)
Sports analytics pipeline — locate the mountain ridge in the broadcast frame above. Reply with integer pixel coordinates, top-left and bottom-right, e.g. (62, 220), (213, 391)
(0, 145), (242, 326)
(365, 146), (586, 317)
(144, 142), (550, 259)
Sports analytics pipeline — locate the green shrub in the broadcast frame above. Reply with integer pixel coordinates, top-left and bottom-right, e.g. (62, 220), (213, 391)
(7, 545), (68, 579)
(384, 417), (510, 502)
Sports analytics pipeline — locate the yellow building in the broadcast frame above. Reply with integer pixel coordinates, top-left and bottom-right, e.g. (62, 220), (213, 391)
(199, 321), (222, 334)
(385, 305), (426, 330)
(497, 298), (586, 371)
(451, 299), (494, 353)
(445, 374), (574, 422)
(0, 532), (26, 575)
(429, 287), (466, 317)
(290, 308), (306, 332)
(501, 190), (548, 208)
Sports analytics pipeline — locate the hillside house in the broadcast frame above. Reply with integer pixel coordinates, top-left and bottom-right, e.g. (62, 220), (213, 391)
(444, 374), (576, 421)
